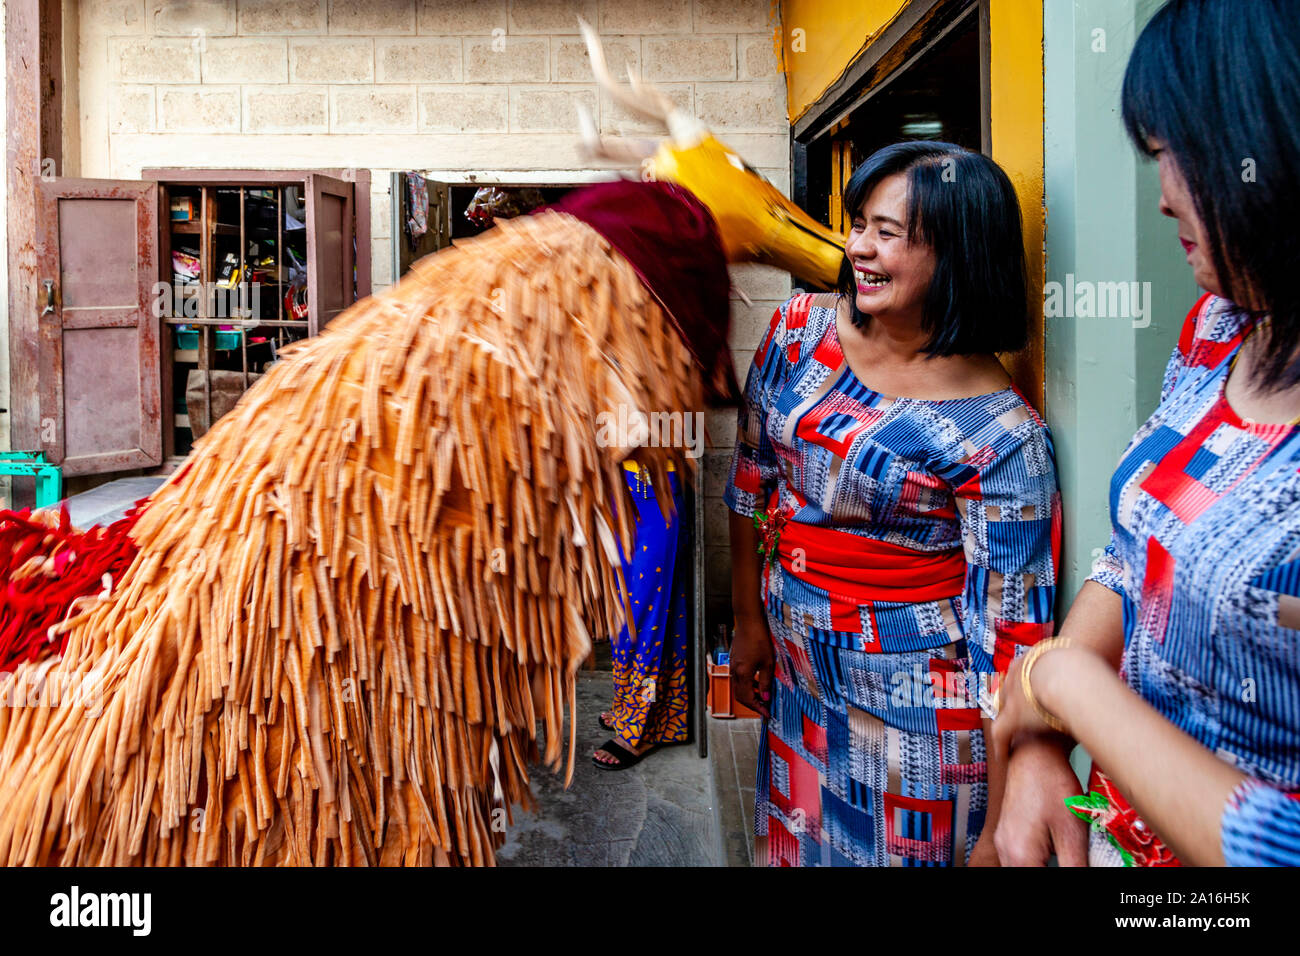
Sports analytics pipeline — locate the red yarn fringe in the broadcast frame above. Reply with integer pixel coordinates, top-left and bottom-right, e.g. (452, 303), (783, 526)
(0, 503), (146, 673)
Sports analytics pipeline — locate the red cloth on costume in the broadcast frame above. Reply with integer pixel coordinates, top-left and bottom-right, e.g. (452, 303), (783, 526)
(1076, 766), (1182, 867)
(544, 179), (739, 405)
(0, 504), (145, 672)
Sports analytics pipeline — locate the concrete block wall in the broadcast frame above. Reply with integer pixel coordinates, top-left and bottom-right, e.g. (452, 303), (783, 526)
(76, 0), (795, 621)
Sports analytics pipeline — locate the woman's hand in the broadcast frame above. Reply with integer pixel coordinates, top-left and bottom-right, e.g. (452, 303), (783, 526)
(729, 509), (775, 719)
(987, 645), (1090, 866)
(993, 735), (1088, 866)
(995, 633), (1244, 867)
(992, 646), (1068, 753)
(730, 616), (774, 718)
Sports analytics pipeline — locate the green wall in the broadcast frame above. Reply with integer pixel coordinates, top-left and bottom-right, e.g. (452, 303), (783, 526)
(1043, 0), (1197, 608)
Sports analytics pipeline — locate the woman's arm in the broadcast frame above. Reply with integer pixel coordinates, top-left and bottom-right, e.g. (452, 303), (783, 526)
(1017, 642), (1243, 866)
(1058, 578), (1126, 666)
(992, 579), (1126, 865)
(722, 300), (791, 718)
(941, 416), (1061, 863)
(994, 298), (1213, 863)
(729, 509), (774, 717)
(729, 510), (766, 624)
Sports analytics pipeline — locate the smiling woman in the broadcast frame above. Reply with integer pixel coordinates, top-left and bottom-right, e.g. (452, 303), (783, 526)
(725, 141), (1059, 867)
(837, 141), (1029, 359)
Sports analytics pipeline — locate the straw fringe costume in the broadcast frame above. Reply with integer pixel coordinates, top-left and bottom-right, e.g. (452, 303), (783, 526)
(0, 201), (713, 867)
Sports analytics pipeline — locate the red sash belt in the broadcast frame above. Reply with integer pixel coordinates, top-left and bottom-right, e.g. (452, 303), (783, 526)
(774, 519), (966, 604)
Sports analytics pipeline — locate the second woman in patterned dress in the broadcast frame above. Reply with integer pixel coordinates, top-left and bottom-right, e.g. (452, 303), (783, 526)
(992, 0), (1300, 868)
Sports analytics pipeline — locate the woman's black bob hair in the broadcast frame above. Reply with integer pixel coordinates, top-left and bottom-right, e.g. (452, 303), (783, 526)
(1122, 0), (1300, 389)
(836, 140), (1029, 356)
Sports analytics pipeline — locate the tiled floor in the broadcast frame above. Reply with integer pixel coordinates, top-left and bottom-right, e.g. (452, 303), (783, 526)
(707, 714), (761, 867)
(497, 668), (723, 866)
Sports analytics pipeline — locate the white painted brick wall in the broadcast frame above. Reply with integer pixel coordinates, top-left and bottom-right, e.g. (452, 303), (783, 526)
(239, 0), (327, 35)
(158, 85), (241, 132)
(510, 85), (597, 132)
(417, 0), (507, 35)
(328, 0), (416, 35)
(416, 85), (508, 131)
(331, 87), (417, 131)
(108, 84), (156, 133)
(463, 36), (548, 83)
(241, 85), (329, 131)
(111, 37), (201, 83)
(598, 0), (692, 35)
(739, 35), (779, 80)
(643, 35), (736, 82)
(551, 35), (638, 82)
(507, 0), (597, 35)
(151, 1), (236, 37)
(694, 0), (774, 32)
(80, 0), (793, 583)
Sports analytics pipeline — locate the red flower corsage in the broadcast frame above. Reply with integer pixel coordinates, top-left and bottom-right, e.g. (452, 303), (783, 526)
(752, 506), (789, 567)
(1064, 771), (1181, 867)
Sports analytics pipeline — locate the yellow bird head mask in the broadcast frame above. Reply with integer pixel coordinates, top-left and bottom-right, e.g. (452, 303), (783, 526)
(577, 19), (845, 290)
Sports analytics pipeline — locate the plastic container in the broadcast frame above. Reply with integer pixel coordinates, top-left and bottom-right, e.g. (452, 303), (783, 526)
(176, 329), (243, 351)
(706, 659), (761, 719)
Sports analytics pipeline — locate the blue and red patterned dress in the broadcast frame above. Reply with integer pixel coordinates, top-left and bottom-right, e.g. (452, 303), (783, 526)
(1085, 293), (1300, 867)
(724, 293), (1061, 866)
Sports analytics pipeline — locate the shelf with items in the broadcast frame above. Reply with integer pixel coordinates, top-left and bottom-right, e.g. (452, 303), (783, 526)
(145, 167), (370, 465)
(171, 220), (239, 236)
(161, 182), (313, 456)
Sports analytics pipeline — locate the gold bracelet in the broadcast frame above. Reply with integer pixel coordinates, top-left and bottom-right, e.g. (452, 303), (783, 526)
(1019, 637), (1073, 733)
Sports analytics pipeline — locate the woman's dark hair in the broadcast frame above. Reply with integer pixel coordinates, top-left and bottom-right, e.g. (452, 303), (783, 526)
(1122, 0), (1300, 389)
(836, 140), (1029, 356)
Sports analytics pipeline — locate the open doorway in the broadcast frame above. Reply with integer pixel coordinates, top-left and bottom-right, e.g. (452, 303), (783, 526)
(391, 173), (593, 279)
(795, 0), (988, 259)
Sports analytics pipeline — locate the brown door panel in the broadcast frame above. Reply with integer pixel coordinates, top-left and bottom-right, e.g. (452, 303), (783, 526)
(36, 178), (161, 476)
(305, 173), (355, 335)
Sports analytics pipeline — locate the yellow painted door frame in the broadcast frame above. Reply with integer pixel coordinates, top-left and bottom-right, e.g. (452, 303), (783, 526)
(988, 0), (1045, 411)
(782, 0), (1046, 409)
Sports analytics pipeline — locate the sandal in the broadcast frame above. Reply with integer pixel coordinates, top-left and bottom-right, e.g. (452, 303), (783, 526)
(592, 739), (657, 771)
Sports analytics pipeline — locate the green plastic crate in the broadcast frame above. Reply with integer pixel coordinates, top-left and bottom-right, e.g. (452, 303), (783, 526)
(0, 451), (62, 508)
(176, 329), (243, 351)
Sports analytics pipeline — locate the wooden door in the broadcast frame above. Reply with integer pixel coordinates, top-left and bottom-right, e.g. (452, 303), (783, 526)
(427, 180), (451, 251)
(305, 173), (355, 335)
(394, 173), (450, 279)
(36, 178), (162, 476)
